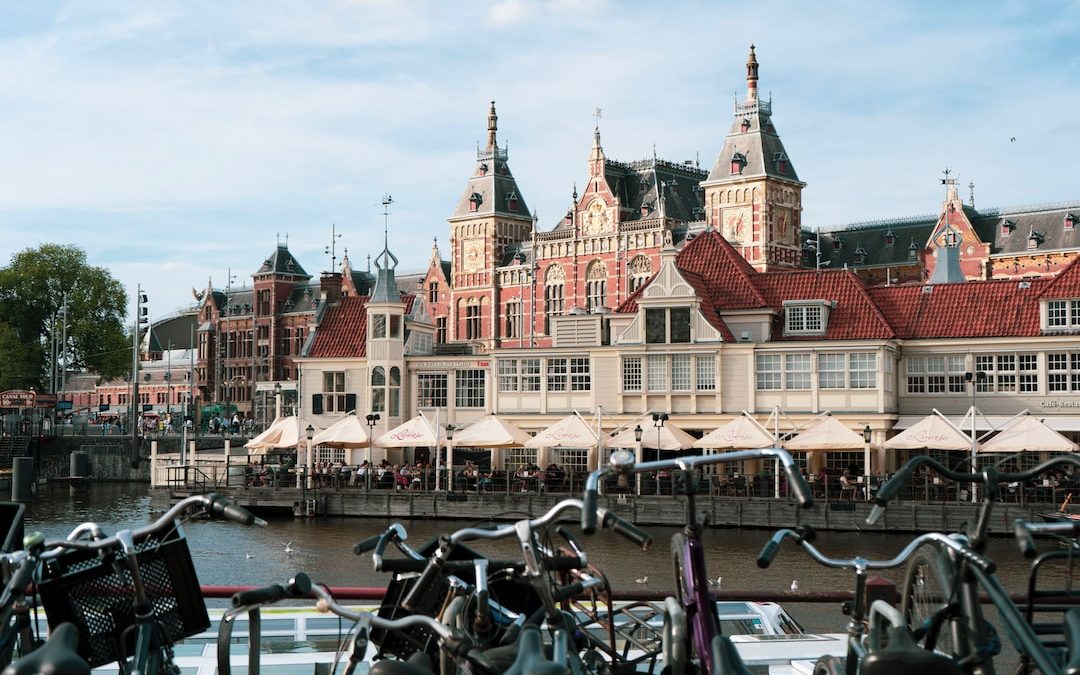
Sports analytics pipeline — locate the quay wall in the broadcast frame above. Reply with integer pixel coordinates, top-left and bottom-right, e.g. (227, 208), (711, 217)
(35, 436), (241, 482)
(155, 486), (1055, 536)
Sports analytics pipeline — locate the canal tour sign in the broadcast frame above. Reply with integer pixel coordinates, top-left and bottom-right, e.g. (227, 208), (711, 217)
(0, 390), (36, 408)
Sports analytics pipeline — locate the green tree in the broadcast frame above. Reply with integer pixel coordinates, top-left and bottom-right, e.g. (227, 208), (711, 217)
(0, 244), (129, 389)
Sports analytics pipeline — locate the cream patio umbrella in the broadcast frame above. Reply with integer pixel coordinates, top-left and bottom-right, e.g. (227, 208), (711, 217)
(785, 414), (871, 490)
(525, 412), (603, 471)
(693, 413), (775, 450)
(883, 411), (974, 452)
(376, 412), (449, 489)
(311, 413), (371, 466)
(450, 415), (533, 470)
(608, 418), (698, 495)
(980, 415), (1079, 453)
(244, 416), (301, 454)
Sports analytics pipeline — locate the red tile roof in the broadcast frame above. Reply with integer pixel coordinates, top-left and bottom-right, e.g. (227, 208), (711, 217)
(755, 269), (896, 340)
(867, 280), (1045, 338)
(1038, 255), (1080, 299)
(309, 296), (369, 358)
(676, 231), (767, 309)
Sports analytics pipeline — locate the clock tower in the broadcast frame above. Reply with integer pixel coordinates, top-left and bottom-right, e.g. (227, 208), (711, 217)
(701, 46), (806, 271)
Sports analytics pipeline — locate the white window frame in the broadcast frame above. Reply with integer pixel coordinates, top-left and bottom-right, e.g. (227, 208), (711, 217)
(782, 301), (829, 336)
(696, 356), (716, 391)
(623, 357), (643, 392)
(455, 369), (486, 408)
(323, 371), (347, 412)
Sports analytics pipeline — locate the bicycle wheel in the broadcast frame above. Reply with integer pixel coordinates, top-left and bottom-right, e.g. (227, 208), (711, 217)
(900, 540), (960, 657)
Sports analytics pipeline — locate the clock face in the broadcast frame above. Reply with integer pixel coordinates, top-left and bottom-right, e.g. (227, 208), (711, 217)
(462, 239), (484, 273)
(583, 199), (611, 236)
(723, 207), (751, 243)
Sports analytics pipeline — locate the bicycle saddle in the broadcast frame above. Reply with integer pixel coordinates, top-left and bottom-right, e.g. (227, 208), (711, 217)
(502, 626), (570, 675)
(1065, 606), (1080, 675)
(710, 635), (752, 675)
(858, 625), (963, 675)
(2, 622), (89, 675)
(369, 652), (435, 675)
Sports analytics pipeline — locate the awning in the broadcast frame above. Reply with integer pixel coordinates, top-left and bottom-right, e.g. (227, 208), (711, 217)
(883, 413), (974, 451)
(893, 415), (1016, 432)
(784, 415), (868, 451)
(694, 413), (776, 450)
(451, 415), (533, 448)
(608, 420), (698, 451)
(376, 412), (446, 448)
(245, 416), (301, 452)
(525, 413), (601, 449)
(980, 416), (1079, 453)
(312, 414), (370, 449)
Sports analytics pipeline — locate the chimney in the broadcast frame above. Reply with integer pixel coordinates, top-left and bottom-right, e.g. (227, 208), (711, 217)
(320, 272), (343, 303)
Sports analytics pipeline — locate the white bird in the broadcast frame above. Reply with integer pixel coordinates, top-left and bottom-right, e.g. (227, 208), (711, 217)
(245, 553), (254, 560)
(283, 542), (294, 554)
(635, 574), (649, 585)
(709, 576), (722, 588)
(790, 580), (799, 592)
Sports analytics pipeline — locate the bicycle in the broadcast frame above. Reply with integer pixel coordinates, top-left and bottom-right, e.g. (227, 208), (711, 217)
(582, 446), (813, 675)
(8, 493), (265, 675)
(869, 454), (1080, 675)
(758, 526), (994, 675)
(1013, 518), (1080, 675)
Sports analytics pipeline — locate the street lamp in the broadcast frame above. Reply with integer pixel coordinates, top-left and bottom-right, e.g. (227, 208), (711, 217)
(862, 424), (872, 501)
(305, 424), (315, 490)
(964, 370), (987, 502)
(365, 413), (380, 491)
(634, 424), (643, 496)
(446, 424), (456, 493)
(274, 382), (282, 421)
(652, 413), (668, 495)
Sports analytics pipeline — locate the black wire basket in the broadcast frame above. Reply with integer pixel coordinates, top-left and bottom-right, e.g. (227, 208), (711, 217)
(37, 524), (210, 668)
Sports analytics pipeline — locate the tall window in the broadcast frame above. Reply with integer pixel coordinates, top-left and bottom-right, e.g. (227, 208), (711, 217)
(436, 317), (447, 344)
(465, 302), (481, 340)
(428, 281), (439, 303)
(544, 265), (565, 333)
(456, 369), (486, 408)
(570, 358), (591, 391)
(648, 355), (666, 391)
(371, 367), (385, 413)
(323, 372), (347, 412)
(696, 356), (716, 391)
(371, 314), (387, 339)
(755, 354), (782, 390)
(505, 300), (521, 338)
(818, 354), (845, 389)
(498, 359), (540, 392)
(586, 260), (607, 311)
(388, 367), (401, 416)
(671, 354), (691, 391)
(784, 354), (812, 390)
(547, 358), (568, 392)
(257, 289), (271, 315)
(646, 308), (691, 344)
(623, 357), (642, 392)
(628, 255), (652, 293)
(417, 373), (447, 407)
(370, 366), (400, 415)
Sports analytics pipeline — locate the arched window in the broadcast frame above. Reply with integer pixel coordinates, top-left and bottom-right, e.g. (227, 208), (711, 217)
(371, 366), (386, 413)
(544, 264), (565, 334)
(586, 259), (607, 311)
(465, 298), (482, 340)
(628, 255), (652, 293)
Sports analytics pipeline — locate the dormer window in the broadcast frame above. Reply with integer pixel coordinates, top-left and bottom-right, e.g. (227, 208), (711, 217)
(1066, 214), (1077, 231)
(564, 210), (573, 226)
(884, 229), (895, 246)
(506, 190), (519, 212)
(773, 151), (789, 175)
(638, 177), (648, 193)
(1027, 229), (1043, 250)
(286, 260), (294, 271)
(740, 118), (751, 133)
(854, 245), (867, 265)
(783, 300), (830, 336)
(1046, 299), (1080, 329)
(640, 201), (654, 217)
(908, 239), (919, 259)
(1001, 219), (1015, 237)
(832, 237), (843, 251)
(730, 152), (747, 175)
(478, 162), (488, 176)
(469, 192), (483, 212)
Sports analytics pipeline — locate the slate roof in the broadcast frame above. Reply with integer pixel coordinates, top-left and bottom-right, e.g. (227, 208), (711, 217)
(255, 244), (311, 278)
(813, 201), (1080, 269)
(705, 100), (802, 186)
(309, 296), (370, 358)
(604, 159), (707, 223)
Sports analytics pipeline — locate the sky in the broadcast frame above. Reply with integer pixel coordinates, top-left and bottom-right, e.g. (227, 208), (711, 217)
(0, 0), (1078, 322)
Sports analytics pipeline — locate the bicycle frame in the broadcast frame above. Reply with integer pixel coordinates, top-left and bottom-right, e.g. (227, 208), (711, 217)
(584, 446), (811, 675)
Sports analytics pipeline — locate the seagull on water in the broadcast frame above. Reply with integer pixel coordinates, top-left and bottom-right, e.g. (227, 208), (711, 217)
(790, 580), (799, 592)
(635, 574), (649, 585)
(283, 542), (294, 554)
(245, 553), (254, 560)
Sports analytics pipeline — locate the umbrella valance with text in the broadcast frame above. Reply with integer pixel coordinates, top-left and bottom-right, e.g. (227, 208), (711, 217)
(883, 413), (973, 451)
(608, 420), (698, 450)
(451, 415), (533, 448)
(784, 415), (867, 451)
(376, 413), (446, 447)
(694, 414), (775, 449)
(525, 413), (600, 449)
(980, 415), (1079, 453)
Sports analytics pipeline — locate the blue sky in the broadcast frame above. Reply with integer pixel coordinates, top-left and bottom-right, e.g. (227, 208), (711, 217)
(1, 0), (1078, 320)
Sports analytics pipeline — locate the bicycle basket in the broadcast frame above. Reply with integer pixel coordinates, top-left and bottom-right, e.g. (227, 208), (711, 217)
(37, 522), (209, 668)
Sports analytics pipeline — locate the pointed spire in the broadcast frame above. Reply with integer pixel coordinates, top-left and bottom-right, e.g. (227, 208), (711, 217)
(486, 100), (498, 152)
(746, 44), (759, 102)
(589, 126), (605, 177)
(371, 195), (400, 303)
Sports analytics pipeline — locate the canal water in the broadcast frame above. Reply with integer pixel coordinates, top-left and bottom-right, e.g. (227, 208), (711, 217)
(20, 482), (1064, 653)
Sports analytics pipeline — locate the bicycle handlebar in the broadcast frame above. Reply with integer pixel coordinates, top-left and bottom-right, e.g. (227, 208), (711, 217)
(44, 493), (266, 557)
(871, 455), (1080, 518)
(757, 529), (995, 574)
(582, 447), (811, 533)
(1014, 518), (1080, 558)
(232, 572), (312, 608)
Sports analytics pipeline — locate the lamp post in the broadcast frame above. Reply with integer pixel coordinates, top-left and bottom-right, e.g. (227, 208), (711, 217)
(862, 424), (872, 501)
(274, 382), (282, 421)
(652, 412), (668, 495)
(305, 424), (315, 490)
(634, 424), (643, 496)
(446, 424), (456, 493)
(365, 413), (380, 492)
(964, 370), (987, 502)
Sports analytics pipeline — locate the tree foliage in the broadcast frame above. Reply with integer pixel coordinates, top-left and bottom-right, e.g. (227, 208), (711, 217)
(0, 244), (129, 389)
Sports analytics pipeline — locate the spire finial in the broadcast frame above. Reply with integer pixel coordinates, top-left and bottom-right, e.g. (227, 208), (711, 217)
(486, 100), (497, 152)
(968, 181), (975, 208)
(572, 182), (578, 201)
(746, 44), (759, 102)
